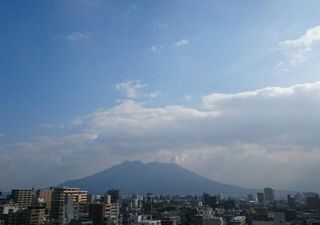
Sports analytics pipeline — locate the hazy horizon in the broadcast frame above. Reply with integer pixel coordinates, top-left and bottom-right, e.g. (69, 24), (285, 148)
(1, 0), (320, 193)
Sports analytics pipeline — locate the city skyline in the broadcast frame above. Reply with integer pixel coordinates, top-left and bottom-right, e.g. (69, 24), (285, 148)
(1, 0), (320, 192)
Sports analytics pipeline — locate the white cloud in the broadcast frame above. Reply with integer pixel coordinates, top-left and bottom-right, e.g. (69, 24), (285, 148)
(66, 32), (91, 41)
(115, 80), (161, 99)
(278, 25), (320, 69)
(150, 44), (165, 52)
(176, 39), (189, 47)
(3, 81), (320, 191)
(116, 80), (145, 99)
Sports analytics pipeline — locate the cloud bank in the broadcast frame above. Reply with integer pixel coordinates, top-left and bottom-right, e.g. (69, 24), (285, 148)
(1, 81), (320, 191)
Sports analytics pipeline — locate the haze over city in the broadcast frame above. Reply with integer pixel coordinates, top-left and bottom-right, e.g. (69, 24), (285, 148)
(2, 0), (320, 193)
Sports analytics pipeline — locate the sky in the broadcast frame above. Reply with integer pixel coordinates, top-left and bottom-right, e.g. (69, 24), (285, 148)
(1, 0), (320, 192)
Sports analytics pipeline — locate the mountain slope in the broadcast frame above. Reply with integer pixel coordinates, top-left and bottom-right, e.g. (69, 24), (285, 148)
(58, 161), (257, 195)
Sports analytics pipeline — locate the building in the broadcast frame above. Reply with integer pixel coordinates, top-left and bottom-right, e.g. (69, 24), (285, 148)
(0, 202), (18, 215)
(273, 211), (286, 225)
(193, 215), (224, 225)
(26, 206), (45, 225)
(104, 203), (120, 225)
(135, 218), (161, 225)
(59, 194), (79, 225)
(287, 195), (296, 208)
(306, 195), (320, 209)
(36, 189), (53, 210)
(70, 219), (93, 225)
(107, 189), (122, 204)
(202, 194), (217, 209)
(252, 221), (273, 225)
(161, 216), (181, 225)
(143, 193), (154, 214)
(89, 204), (105, 225)
(264, 188), (275, 202)
(230, 216), (246, 225)
(247, 195), (254, 201)
(50, 188), (87, 220)
(12, 209), (27, 225)
(257, 193), (265, 203)
(137, 221), (161, 225)
(104, 195), (111, 204)
(0, 202), (19, 225)
(11, 190), (32, 209)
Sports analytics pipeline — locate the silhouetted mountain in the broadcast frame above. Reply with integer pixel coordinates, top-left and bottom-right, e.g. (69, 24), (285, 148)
(58, 161), (260, 195)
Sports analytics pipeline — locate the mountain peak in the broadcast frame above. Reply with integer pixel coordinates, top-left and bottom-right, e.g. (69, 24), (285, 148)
(58, 161), (256, 195)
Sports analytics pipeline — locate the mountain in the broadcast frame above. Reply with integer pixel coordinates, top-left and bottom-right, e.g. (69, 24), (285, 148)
(58, 161), (259, 196)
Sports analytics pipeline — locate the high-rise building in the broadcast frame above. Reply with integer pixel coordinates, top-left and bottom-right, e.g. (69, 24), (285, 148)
(59, 194), (79, 225)
(11, 190), (32, 209)
(26, 206), (45, 225)
(13, 209), (27, 225)
(107, 189), (122, 204)
(143, 193), (154, 214)
(247, 194), (254, 201)
(89, 204), (105, 225)
(104, 194), (111, 204)
(202, 193), (217, 209)
(257, 193), (265, 203)
(50, 188), (87, 220)
(306, 194), (320, 209)
(273, 211), (286, 225)
(36, 189), (53, 211)
(287, 195), (296, 208)
(264, 188), (275, 202)
(104, 203), (120, 225)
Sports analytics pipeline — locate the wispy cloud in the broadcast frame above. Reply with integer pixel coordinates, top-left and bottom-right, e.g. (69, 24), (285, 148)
(115, 80), (160, 99)
(153, 21), (169, 29)
(150, 44), (165, 52)
(176, 39), (189, 47)
(66, 32), (91, 41)
(278, 25), (320, 70)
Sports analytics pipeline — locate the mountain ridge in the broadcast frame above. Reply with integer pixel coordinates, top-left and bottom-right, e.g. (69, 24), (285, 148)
(58, 160), (260, 196)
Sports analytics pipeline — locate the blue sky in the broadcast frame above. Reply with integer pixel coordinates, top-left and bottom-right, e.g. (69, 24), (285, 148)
(2, 0), (320, 192)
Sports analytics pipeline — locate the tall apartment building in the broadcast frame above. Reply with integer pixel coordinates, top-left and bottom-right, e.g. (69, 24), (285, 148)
(202, 193), (217, 209)
(26, 206), (45, 225)
(104, 194), (111, 204)
(107, 189), (122, 204)
(50, 187), (87, 220)
(36, 189), (53, 210)
(143, 193), (154, 214)
(11, 190), (32, 209)
(104, 203), (120, 225)
(264, 188), (275, 202)
(59, 194), (79, 225)
(89, 204), (105, 225)
(257, 193), (265, 203)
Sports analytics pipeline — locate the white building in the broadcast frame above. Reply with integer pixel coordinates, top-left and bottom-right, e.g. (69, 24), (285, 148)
(59, 194), (79, 225)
